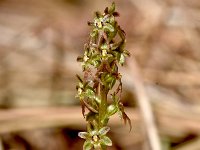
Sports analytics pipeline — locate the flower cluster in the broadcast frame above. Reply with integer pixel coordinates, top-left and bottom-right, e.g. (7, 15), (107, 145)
(76, 2), (131, 149)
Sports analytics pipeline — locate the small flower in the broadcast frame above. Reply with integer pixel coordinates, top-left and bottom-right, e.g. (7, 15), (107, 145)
(102, 49), (107, 57)
(78, 88), (82, 95)
(78, 126), (112, 150)
(84, 55), (89, 62)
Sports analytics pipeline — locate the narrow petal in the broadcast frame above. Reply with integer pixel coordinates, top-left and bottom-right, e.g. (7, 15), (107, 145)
(99, 126), (110, 135)
(78, 132), (89, 139)
(108, 2), (115, 14)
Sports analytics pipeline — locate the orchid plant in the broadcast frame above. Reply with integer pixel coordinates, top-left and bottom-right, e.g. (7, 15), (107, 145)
(76, 2), (131, 150)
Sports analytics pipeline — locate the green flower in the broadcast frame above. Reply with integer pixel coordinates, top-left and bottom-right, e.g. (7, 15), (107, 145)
(76, 2), (131, 150)
(78, 126), (112, 150)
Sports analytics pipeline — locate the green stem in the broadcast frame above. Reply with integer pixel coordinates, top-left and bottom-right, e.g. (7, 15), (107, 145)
(99, 85), (108, 128)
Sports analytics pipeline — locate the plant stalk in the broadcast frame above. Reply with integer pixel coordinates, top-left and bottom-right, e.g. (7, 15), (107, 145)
(99, 85), (108, 128)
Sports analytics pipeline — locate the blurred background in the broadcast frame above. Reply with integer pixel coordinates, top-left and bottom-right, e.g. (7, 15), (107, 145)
(0, 0), (200, 149)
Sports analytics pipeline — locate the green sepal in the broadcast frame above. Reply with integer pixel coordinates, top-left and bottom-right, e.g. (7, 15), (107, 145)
(107, 104), (118, 116)
(101, 136), (112, 146)
(83, 140), (93, 150)
(104, 73), (112, 82)
(90, 29), (98, 38)
(109, 78), (116, 89)
(108, 2), (115, 14)
(85, 88), (95, 98)
(103, 23), (115, 32)
(89, 54), (101, 67)
(108, 16), (115, 25)
(101, 73), (116, 89)
(112, 51), (121, 62)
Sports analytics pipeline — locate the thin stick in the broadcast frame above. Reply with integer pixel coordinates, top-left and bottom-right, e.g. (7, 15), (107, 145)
(123, 58), (162, 150)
